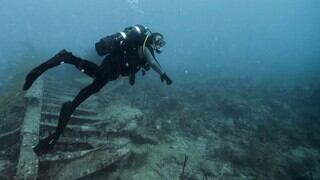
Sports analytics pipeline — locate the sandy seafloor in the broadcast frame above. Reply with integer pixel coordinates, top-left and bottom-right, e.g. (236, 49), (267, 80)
(0, 70), (319, 180)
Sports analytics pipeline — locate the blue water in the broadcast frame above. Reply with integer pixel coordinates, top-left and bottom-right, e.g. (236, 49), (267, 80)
(0, 0), (319, 179)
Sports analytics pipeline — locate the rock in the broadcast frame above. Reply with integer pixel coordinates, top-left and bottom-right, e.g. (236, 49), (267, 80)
(199, 160), (216, 177)
(124, 120), (137, 131)
(103, 103), (143, 124)
(132, 171), (159, 180)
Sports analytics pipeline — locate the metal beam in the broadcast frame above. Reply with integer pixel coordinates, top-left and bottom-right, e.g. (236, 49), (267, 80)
(16, 79), (43, 180)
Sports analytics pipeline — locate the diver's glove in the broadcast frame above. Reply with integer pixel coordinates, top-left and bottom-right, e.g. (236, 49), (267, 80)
(160, 73), (172, 85)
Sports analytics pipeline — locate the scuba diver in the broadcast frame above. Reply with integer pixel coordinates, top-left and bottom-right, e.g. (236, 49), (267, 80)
(23, 25), (172, 155)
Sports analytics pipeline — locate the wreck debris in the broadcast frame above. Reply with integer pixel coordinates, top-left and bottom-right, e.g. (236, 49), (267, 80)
(41, 146), (130, 180)
(0, 160), (15, 179)
(0, 127), (21, 149)
(12, 75), (139, 179)
(16, 78), (43, 180)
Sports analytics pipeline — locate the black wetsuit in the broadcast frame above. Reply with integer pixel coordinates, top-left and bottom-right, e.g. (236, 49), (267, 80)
(24, 38), (172, 155)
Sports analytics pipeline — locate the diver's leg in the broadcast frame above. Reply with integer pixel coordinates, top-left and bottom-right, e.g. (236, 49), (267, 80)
(33, 77), (108, 155)
(23, 50), (100, 90)
(76, 60), (100, 78)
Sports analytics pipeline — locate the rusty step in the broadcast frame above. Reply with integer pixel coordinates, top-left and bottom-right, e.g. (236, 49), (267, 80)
(41, 112), (101, 125)
(42, 97), (96, 109)
(44, 88), (76, 95)
(43, 93), (73, 99)
(42, 94), (98, 103)
(39, 126), (100, 141)
(44, 84), (75, 92)
(44, 89), (77, 96)
(42, 104), (97, 116)
(40, 122), (100, 133)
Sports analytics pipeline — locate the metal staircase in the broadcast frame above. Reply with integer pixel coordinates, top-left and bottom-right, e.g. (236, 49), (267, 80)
(16, 76), (130, 180)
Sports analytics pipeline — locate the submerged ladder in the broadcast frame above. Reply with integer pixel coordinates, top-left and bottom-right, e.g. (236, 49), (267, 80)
(16, 78), (43, 179)
(16, 76), (127, 180)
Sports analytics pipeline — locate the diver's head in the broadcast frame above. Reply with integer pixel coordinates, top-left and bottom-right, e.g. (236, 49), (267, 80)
(151, 33), (166, 54)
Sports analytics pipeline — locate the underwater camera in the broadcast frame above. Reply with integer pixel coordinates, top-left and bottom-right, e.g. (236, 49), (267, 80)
(95, 25), (150, 56)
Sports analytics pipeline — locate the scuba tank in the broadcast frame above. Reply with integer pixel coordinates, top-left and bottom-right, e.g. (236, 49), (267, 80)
(95, 25), (151, 56)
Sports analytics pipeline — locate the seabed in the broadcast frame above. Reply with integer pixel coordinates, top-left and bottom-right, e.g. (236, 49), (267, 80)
(0, 71), (319, 180)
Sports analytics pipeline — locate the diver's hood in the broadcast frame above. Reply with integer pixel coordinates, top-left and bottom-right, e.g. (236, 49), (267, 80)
(151, 32), (166, 53)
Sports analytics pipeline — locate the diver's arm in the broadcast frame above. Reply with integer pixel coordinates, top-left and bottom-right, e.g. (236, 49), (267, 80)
(143, 47), (172, 85)
(143, 47), (164, 75)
